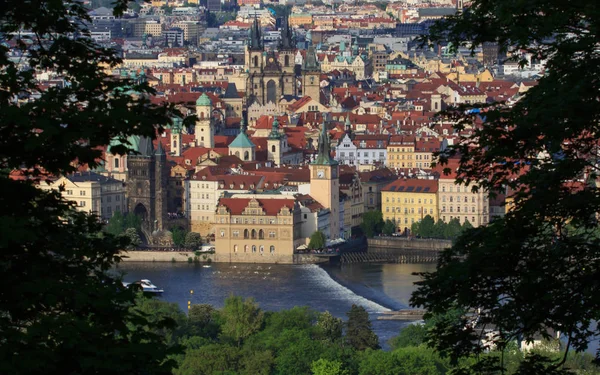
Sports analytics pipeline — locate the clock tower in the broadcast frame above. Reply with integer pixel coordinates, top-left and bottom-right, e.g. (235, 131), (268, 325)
(309, 120), (340, 239)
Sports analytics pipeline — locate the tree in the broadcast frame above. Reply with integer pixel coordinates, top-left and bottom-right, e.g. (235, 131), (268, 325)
(389, 323), (427, 349)
(171, 226), (187, 247)
(360, 210), (384, 238)
(345, 305), (379, 351)
(123, 227), (142, 250)
(316, 311), (343, 342)
(414, 215), (436, 237)
(0, 0), (181, 372)
(413, 0), (600, 372)
(443, 217), (462, 239)
(309, 230), (326, 249)
(185, 232), (202, 249)
(105, 210), (125, 236)
(221, 295), (264, 347)
(382, 219), (396, 236)
(124, 213), (142, 231)
(311, 358), (349, 375)
(188, 304), (220, 339)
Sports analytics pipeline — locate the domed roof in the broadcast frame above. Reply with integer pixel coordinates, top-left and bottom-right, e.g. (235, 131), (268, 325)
(196, 93), (212, 106)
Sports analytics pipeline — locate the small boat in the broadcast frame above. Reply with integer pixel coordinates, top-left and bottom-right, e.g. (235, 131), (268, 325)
(123, 279), (164, 294)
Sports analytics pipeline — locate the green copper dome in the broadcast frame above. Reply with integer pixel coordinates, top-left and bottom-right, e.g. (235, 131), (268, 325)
(196, 93), (212, 106)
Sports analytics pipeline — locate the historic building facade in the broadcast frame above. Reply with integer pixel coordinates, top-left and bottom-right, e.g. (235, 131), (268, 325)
(213, 196), (303, 263)
(245, 17), (297, 105)
(126, 136), (168, 235)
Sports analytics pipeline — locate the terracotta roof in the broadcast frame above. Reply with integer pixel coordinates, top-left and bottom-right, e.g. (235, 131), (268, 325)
(218, 198), (296, 215)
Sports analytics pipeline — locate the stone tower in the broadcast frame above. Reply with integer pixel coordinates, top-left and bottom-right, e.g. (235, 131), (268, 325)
(302, 45), (321, 102)
(267, 116), (283, 166)
(126, 136), (168, 238)
(171, 117), (183, 156)
(195, 93), (214, 148)
(309, 120), (340, 239)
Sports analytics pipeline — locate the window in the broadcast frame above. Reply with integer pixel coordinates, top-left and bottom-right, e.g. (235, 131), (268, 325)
(220, 230), (225, 237)
(116, 195), (120, 201)
(244, 245), (249, 253)
(252, 245), (257, 253)
(233, 230), (239, 238)
(114, 158), (119, 168)
(270, 245), (275, 254)
(234, 245), (238, 253)
(80, 190), (86, 196)
(269, 231), (276, 238)
(107, 196), (111, 203)
(79, 201), (86, 207)
(244, 229), (249, 239)
(259, 229), (264, 239)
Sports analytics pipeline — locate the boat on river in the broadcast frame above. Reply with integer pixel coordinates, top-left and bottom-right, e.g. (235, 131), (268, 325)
(123, 279), (164, 294)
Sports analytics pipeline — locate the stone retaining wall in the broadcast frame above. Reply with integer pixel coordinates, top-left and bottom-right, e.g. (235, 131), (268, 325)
(121, 251), (214, 263)
(121, 251), (328, 264)
(368, 237), (452, 252)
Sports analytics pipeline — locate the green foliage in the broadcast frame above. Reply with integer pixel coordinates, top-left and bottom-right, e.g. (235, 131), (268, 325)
(221, 295), (264, 347)
(130, 296), (187, 347)
(414, 0), (600, 371)
(309, 230), (326, 249)
(122, 227), (142, 249)
(171, 226), (187, 247)
(124, 213), (142, 231)
(345, 305), (379, 351)
(311, 358), (349, 375)
(361, 210), (384, 238)
(185, 232), (202, 249)
(382, 219), (396, 235)
(358, 346), (447, 375)
(411, 216), (472, 239)
(389, 323), (427, 349)
(105, 210), (125, 236)
(316, 311), (343, 342)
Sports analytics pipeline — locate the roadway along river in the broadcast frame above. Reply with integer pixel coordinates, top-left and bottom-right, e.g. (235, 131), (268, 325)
(115, 262), (436, 348)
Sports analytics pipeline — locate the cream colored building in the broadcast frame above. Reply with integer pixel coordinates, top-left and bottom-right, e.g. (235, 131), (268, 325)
(185, 172), (263, 236)
(438, 175), (489, 227)
(38, 172), (126, 220)
(214, 196), (303, 263)
(173, 21), (200, 44)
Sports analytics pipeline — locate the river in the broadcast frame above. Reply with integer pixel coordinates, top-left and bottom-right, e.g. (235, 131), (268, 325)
(115, 262), (436, 347)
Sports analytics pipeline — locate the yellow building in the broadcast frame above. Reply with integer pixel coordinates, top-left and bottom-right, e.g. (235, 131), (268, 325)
(386, 135), (415, 169)
(381, 179), (438, 234)
(174, 21), (200, 43)
(289, 13), (313, 27)
(213, 196), (303, 263)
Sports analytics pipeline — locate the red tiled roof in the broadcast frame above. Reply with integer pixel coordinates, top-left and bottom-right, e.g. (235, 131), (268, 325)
(218, 198), (296, 215)
(382, 178), (438, 193)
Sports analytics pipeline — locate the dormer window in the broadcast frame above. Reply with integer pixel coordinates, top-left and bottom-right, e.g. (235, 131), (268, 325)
(240, 184), (244, 189)
(230, 184), (234, 189)
(185, 159), (191, 165)
(220, 183), (224, 188)
(250, 184), (255, 189)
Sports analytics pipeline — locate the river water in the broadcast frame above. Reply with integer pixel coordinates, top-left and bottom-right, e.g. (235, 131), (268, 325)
(115, 262), (436, 347)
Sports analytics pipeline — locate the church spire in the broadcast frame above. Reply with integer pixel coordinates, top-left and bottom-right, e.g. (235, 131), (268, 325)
(313, 119), (338, 165)
(249, 16), (263, 50)
(269, 116), (281, 139)
(240, 116), (247, 134)
(279, 15), (295, 50)
(302, 45), (319, 72)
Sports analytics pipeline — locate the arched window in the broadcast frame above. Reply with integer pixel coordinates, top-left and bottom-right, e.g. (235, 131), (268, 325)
(253, 55), (258, 67)
(260, 246), (264, 253)
(244, 229), (249, 239)
(235, 151), (240, 158)
(271, 145), (276, 153)
(244, 151), (249, 160)
(234, 245), (238, 253)
(270, 245), (275, 254)
(244, 245), (249, 253)
(252, 245), (257, 253)
(251, 229), (257, 239)
(114, 158), (119, 169)
(258, 229), (264, 239)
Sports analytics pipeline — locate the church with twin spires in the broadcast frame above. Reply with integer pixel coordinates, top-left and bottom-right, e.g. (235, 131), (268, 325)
(245, 16), (321, 105)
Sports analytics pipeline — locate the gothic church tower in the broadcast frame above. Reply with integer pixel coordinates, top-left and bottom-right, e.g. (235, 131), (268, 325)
(309, 120), (340, 239)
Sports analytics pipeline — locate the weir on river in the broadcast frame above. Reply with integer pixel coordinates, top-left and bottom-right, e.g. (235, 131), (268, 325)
(336, 237), (452, 265)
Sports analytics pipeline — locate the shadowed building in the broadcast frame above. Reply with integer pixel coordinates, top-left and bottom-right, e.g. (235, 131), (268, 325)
(126, 136), (168, 237)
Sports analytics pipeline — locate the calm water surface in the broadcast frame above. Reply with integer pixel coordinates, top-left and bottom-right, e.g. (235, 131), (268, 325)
(115, 262), (436, 347)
